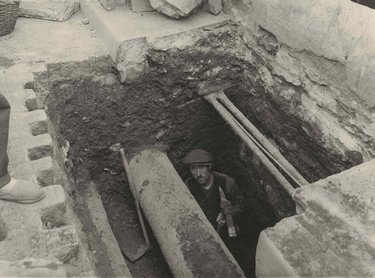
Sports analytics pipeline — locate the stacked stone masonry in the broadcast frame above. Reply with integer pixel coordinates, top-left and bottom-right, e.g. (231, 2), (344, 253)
(0, 67), (92, 276)
(222, 0), (375, 163)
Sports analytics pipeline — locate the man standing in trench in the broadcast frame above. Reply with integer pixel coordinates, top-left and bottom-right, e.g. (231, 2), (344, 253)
(183, 149), (245, 247)
(0, 93), (45, 203)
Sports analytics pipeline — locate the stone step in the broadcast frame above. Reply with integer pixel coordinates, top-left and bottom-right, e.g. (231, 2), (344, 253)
(10, 157), (54, 187)
(10, 109), (47, 128)
(8, 133), (53, 167)
(1, 89), (36, 112)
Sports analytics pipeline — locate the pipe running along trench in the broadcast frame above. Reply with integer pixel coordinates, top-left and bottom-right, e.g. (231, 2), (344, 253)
(129, 149), (245, 277)
(204, 91), (308, 199)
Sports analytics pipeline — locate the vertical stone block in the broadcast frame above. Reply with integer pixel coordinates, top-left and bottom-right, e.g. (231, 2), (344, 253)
(208, 0), (222, 15)
(116, 38), (149, 83)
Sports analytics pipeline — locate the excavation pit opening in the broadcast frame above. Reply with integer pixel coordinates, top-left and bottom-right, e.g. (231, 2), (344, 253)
(29, 25), (364, 277)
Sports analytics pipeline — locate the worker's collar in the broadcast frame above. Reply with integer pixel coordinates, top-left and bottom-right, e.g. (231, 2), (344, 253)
(201, 174), (214, 190)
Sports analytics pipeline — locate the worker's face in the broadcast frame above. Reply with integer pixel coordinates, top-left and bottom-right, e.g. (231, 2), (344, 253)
(189, 164), (212, 185)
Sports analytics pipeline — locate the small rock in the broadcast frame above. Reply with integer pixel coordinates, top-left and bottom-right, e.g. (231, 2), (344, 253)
(120, 121), (132, 127)
(82, 17), (89, 25)
(82, 117), (90, 123)
(155, 130), (166, 140)
(109, 143), (122, 152)
(208, 0), (222, 15)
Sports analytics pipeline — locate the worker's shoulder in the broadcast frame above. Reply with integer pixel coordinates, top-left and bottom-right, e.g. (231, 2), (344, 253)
(213, 171), (235, 185)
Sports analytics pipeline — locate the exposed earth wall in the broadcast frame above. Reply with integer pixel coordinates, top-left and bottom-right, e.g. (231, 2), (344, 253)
(222, 0), (375, 164)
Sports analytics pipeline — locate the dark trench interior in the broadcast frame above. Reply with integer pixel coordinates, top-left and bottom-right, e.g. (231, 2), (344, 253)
(29, 44), (362, 276)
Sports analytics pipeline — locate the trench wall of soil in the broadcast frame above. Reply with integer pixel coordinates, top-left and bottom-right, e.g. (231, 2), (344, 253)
(223, 0), (375, 164)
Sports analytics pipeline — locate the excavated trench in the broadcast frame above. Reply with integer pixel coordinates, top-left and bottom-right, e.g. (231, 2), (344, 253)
(29, 26), (363, 277)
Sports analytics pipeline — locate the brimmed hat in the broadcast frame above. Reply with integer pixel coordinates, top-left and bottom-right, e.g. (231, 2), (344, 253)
(183, 149), (213, 165)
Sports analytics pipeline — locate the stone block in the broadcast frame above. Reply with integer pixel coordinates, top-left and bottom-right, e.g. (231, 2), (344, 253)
(29, 120), (49, 136)
(38, 185), (67, 228)
(257, 159), (375, 277)
(0, 258), (67, 277)
(26, 134), (53, 161)
(208, 0), (222, 15)
(32, 225), (79, 263)
(19, 0), (80, 22)
(116, 38), (149, 83)
(149, 0), (203, 18)
(131, 0), (155, 12)
(12, 157), (54, 187)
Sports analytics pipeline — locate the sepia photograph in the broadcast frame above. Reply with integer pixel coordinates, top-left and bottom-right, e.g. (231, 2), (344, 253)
(0, 0), (374, 277)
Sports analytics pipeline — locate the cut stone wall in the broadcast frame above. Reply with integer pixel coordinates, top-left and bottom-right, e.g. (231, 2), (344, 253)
(222, 0), (375, 164)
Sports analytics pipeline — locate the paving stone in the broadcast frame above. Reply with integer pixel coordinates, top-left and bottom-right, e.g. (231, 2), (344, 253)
(19, 0), (80, 22)
(149, 0), (203, 18)
(38, 185), (67, 228)
(208, 0), (222, 15)
(131, 0), (155, 12)
(31, 225), (79, 263)
(0, 258), (67, 277)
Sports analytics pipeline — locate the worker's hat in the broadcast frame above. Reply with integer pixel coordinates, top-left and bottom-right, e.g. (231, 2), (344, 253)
(183, 149), (213, 165)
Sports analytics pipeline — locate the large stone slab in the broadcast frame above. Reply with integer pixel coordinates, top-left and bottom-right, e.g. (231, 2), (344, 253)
(256, 159), (375, 277)
(116, 37), (149, 83)
(149, 0), (203, 18)
(19, 0), (80, 22)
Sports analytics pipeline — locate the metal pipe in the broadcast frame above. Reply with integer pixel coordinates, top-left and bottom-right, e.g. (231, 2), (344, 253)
(205, 94), (296, 197)
(216, 92), (308, 186)
(129, 149), (245, 278)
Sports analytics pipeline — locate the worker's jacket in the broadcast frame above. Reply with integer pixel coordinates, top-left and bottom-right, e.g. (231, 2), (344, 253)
(185, 171), (245, 229)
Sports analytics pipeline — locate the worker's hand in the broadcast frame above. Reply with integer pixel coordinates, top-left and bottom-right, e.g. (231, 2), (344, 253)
(220, 200), (234, 216)
(216, 212), (226, 233)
